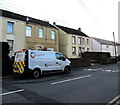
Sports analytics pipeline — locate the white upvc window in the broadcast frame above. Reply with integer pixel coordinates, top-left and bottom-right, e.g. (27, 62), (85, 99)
(26, 26), (32, 36)
(51, 30), (55, 39)
(7, 22), (14, 33)
(72, 47), (76, 55)
(78, 37), (81, 45)
(78, 47), (81, 56)
(37, 45), (43, 51)
(87, 39), (89, 44)
(82, 47), (85, 52)
(72, 36), (76, 44)
(87, 48), (89, 51)
(38, 28), (43, 38)
(7, 40), (14, 51)
(82, 38), (85, 44)
(47, 48), (54, 51)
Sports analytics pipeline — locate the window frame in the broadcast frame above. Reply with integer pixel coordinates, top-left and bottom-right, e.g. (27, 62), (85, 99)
(7, 40), (14, 51)
(82, 47), (85, 52)
(38, 28), (44, 38)
(26, 26), (32, 37)
(82, 38), (85, 44)
(37, 45), (43, 51)
(7, 22), (14, 33)
(87, 39), (89, 44)
(72, 47), (76, 55)
(87, 48), (89, 52)
(72, 36), (76, 45)
(51, 30), (55, 39)
(78, 37), (81, 45)
(78, 47), (81, 56)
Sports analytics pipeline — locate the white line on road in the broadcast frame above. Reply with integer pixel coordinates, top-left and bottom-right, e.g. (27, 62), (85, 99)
(51, 75), (91, 85)
(107, 95), (120, 105)
(0, 89), (24, 96)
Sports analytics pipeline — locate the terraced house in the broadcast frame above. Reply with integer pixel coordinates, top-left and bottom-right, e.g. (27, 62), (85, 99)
(0, 9), (26, 56)
(0, 9), (59, 56)
(53, 23), (92, 58)
(91, 37), (119, 57)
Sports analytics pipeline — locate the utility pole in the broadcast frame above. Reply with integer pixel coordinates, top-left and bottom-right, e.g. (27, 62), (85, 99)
(113, 32), (117, 57)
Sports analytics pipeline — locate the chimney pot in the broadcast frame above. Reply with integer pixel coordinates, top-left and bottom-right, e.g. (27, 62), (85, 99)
(53, 22), (56, 25)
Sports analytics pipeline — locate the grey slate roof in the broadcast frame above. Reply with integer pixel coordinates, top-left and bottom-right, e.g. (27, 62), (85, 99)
(56, 25), (89, 37)
(93, 38), (115, 45)
(0, 9), (57, 29)
(116, 43), (120, 46)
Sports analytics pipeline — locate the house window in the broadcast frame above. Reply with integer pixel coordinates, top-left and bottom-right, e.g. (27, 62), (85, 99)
(87, 48), (89, 52)
(78, 37), (81, 45)
(82, 47), (85, 52)
(37, 45), (43, 51)
(72, 36), (76, 44)
(7, 22), (14, 33)
(78, 47), (81, 56)
(51, 30), (55, 39)
(87, 39), (89, 44)
(7, 40), (14, 51)
(38, 28), (43, 38)
(72, 47), (76, 55)
(47, 48), (54, 51)
(82, 38), (84, 44)
(26, 26), (32, 36)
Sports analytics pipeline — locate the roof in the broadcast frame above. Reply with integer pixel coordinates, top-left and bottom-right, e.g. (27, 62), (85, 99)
(0, 9), (57, 29)
(93, 38), (115, 45)
(56, 25), (89, 37)
(116, 43), (120, 46)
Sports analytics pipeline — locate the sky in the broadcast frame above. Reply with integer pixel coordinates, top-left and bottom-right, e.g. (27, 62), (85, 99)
(0, 0), (119, 42)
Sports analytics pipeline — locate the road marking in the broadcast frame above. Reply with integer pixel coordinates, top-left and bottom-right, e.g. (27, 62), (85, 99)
(0, 89), (24, 96)
(84, 68), (102, 71)
(2, 76), (13, 79)
(107, 95), (120, 105)
(51, 75), (91, 85)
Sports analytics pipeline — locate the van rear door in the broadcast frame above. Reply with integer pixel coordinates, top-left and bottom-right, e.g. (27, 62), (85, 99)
(13, 51), (25, 74)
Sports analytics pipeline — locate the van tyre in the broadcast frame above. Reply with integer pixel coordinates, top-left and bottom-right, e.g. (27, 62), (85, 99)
(64, 66), (71, 74)
(33, 69), (40, 79)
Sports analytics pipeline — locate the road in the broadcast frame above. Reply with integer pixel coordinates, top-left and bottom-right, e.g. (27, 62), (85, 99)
(1, 63), (120, 104)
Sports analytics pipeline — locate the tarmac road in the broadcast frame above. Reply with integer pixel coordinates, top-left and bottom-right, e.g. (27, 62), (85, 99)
(1, 63), (120, 104)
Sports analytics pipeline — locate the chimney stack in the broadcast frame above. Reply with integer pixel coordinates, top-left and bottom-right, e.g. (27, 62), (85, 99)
(78, 27), (81, 31)
(53, 22), (56, 25)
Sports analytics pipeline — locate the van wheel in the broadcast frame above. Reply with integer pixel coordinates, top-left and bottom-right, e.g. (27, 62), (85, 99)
(64, 66), (70, 74)
(33, 69), (40, 79)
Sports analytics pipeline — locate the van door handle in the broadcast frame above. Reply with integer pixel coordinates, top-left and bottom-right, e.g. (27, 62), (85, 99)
(56, 62), (58, 64)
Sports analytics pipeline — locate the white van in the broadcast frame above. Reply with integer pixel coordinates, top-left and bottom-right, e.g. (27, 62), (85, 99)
(13, 49), (71, 78)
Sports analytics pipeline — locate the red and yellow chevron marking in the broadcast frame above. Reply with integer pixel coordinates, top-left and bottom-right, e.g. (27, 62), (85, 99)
(13, 61), (25, 74)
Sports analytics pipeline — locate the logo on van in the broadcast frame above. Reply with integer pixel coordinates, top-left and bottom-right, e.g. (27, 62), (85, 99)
(30, 52), (35, 58)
